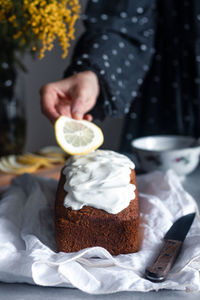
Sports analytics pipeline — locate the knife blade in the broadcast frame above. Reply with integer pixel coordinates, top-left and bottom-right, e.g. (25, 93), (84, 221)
(145, 212), (195, 282)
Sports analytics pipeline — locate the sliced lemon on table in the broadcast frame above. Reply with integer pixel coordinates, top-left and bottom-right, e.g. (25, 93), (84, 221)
(38, 146), (66, 163)
(54, 116), (104, 155)
(0, 145), (67, 175)
(38, 146), (65, 155)
(0, 155), (39, 174)
(17, 153), (53, 167)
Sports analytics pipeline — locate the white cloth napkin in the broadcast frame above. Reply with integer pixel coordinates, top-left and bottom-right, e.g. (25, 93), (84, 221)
(0, 170), (200, 294)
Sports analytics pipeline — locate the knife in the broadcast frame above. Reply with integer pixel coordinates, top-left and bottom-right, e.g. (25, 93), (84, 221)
(145, 212), (195, 282)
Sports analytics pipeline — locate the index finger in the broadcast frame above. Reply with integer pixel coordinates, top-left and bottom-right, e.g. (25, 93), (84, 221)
(40, 91), (60, 123)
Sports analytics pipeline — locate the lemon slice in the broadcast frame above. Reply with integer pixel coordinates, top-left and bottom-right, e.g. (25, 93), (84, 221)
(0, 156), (39, 174)
(0, 157), (20, 174)
(18, 153), (53, 167)
(38, 146), (65, 155)
(38, 146), (66, 163)
(54, 116), (104, 155)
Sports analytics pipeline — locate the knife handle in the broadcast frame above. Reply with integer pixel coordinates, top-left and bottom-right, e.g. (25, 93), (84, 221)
(145, 239), (182, 282)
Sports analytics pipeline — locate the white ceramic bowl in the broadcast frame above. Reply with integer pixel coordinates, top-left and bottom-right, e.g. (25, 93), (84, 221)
(131, 135), (200, 175)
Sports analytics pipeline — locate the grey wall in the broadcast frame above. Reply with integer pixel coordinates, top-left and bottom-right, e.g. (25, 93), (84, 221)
(23, 1), (125, 153)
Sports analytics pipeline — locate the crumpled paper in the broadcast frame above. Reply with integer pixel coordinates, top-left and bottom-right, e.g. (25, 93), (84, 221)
(0, 170), (199, 294)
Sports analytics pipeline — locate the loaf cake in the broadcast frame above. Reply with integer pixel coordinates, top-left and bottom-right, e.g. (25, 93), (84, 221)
(55, 150), (139, 256)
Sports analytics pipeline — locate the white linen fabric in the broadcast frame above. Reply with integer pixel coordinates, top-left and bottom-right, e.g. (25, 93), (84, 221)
(0, 170), (200, 294)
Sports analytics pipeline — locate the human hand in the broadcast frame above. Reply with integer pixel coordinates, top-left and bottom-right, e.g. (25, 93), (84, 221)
(40, 71), (99, 123)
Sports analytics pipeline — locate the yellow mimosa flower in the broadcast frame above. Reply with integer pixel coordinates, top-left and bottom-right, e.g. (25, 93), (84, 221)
(0, 0), (80, 62)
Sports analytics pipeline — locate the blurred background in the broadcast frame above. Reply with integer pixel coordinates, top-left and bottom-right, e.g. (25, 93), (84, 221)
(23, 0), (124, 153)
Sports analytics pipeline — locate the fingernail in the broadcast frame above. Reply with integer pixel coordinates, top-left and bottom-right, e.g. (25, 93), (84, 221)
(72, 113), (83, 120)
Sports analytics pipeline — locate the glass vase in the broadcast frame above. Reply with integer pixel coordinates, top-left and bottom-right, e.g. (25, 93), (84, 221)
(0, 62), (26, 156)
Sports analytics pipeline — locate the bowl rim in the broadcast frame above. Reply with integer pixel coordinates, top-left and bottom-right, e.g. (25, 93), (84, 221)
(131, 135), (200, 153)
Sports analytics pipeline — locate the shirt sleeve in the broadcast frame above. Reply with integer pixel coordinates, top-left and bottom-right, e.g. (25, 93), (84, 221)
(64, 0), (156, 119)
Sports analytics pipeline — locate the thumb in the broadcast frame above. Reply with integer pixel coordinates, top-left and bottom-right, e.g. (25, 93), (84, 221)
(71, 92), (89, 120)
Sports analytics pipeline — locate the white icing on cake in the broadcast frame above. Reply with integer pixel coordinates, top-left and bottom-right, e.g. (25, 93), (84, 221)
(63, 150), (136, 214)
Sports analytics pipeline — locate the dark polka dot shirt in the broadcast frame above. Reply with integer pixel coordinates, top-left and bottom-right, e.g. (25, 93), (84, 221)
(64, 0), (200, 152)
